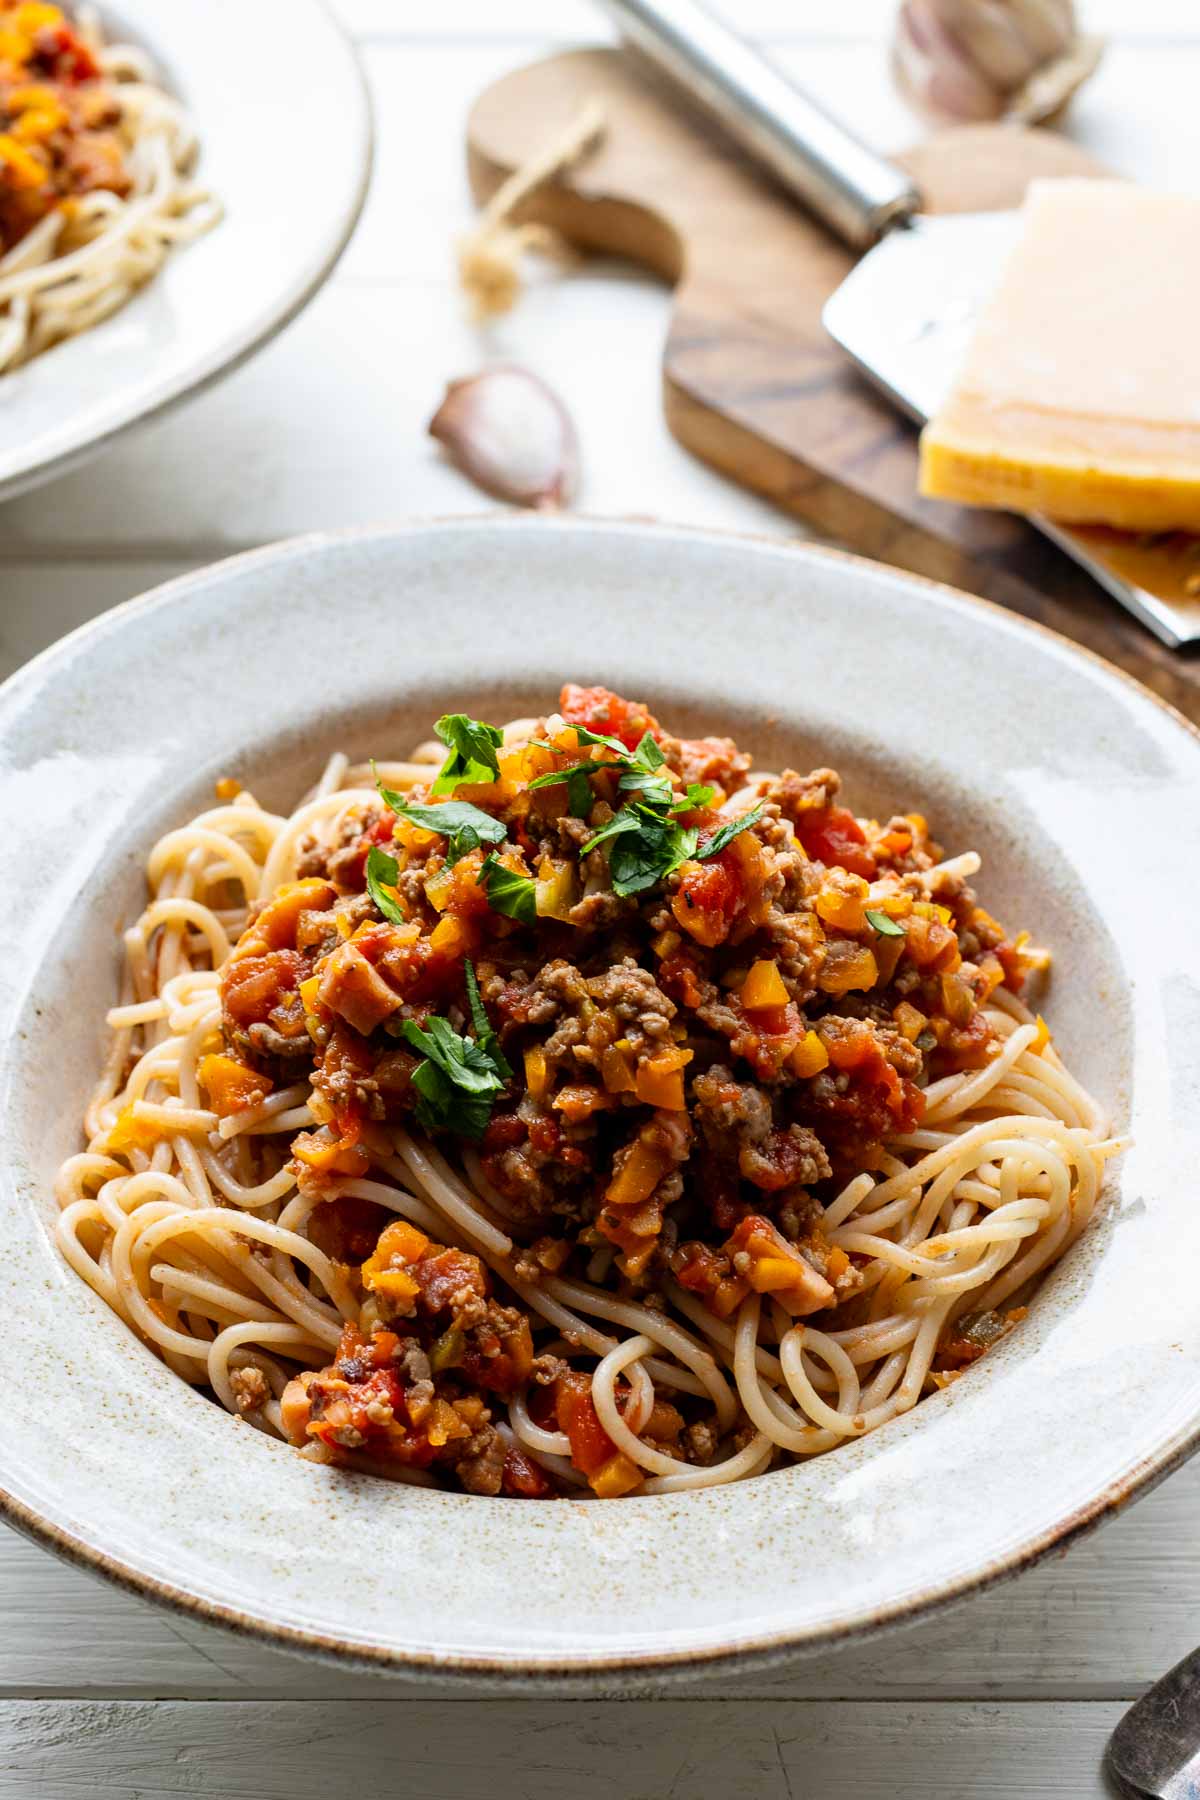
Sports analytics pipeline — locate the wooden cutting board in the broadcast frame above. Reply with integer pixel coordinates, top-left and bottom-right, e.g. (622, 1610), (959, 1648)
(467, 48), (1200, 722)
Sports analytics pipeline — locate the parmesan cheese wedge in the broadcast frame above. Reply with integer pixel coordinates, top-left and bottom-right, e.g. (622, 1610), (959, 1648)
(919, 180), (1200, 533)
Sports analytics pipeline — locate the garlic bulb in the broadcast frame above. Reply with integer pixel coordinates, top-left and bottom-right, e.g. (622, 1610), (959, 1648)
(893, 0), (1103, 125)
(428, 367), (579, 510)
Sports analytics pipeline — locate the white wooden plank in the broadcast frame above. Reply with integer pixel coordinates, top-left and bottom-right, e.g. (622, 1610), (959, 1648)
(0, 1450), (1197, 1698)
(0, 562), (194, 683)
(0, 276), (788, 556)
(0, 1698), (1125, 1797)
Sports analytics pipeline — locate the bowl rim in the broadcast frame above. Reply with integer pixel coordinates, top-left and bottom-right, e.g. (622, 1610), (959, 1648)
(3, 513), (1197, 1687)
(0, 0), (374, 502)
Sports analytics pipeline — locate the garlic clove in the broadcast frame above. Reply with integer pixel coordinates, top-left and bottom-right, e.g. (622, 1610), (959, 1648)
(428, 366), (579, 511)
(895, 0), (1007, 122)
(1007, 32), (1103, 124)
(893, 0), (1103, 126)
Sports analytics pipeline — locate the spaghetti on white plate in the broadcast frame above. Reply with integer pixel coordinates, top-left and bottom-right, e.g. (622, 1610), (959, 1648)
(0, 1), (218, 372)
(58, 685), (1123, 1499)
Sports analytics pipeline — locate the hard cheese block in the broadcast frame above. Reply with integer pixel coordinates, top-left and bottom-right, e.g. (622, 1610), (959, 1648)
(919, 180), (1200, 532)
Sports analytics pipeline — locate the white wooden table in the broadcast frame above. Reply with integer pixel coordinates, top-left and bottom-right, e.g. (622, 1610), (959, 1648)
(2, 4), (1196, 1793)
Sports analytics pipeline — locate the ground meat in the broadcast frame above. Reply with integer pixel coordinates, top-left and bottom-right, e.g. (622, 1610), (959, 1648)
(738, 1123), (831, 1192)
(455, 1425), (507, 1496)
(229, 1365), (269, 1415)
(526, 960), (589, 1024)
(568, 890), (633, 931)
(397, 1341), (434, 1422)
(586, 959), (676, 1039)
(693, 1065), (772, 1143)
(761, 767), (841, 822)
(246, 1021), (313, 1060)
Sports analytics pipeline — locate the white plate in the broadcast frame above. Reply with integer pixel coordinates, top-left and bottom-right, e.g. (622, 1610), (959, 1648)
(0, 0), (371, 499)
(1, 518), (1197, 1685)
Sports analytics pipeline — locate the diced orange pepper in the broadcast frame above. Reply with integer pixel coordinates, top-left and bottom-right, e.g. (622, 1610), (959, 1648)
(239, 880), (335, 955)
(291, 1129), (369, 1177)
(599, 1045), (636, 1094)
(827, 1246), (850, 1281)
(426, 1397), (471, 1447)
(364, 1219), (430, 1271)
(789, 1030), (830, 1078)
(814, 881), (869, 933)
(105, 1104), (160, 1155)
(197, 1053), (272, 1118)
(741, 958), (789, 1012)
(606, 1135), (673, 1208)
(553, 1083), (616, 1123)
(892, 1000), (927, 1043)
(816, 944), (878, 996)
(524, 1045), (549, 1101)
(1030, 1013), (1051, 1054)
(634, 1047), (692, 1111)
(590, 1452), (644, 1498)
(299, 975), (321, 1016)
(0, 132), (46, 188)
(429, 913), (475, 956)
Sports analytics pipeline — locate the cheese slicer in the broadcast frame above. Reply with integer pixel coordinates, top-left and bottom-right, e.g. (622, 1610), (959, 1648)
(598, 0), (1200, 649)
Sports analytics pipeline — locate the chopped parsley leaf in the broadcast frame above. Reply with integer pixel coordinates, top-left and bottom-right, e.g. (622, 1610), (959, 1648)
(364, 846), (407, 926)
(672, 782), (716, 813)
(464, 959), (512, 1080)
(479, 853), (538, 925)
(400, 1013), (508, 1140)
(374, 765), (506, 862)
(865, 908), (906, 937)
(430, 713), (503, 795)
(697, 806), (764, 860)
(582, 802), (698, 897)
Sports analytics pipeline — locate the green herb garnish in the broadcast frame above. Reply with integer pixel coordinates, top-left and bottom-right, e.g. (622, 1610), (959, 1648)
(375, 777), (506, 870)
(696, 806), (764, 860)
(464, 959), (512, 1080)
(865, 908), (906, 937)
(430, 713), (503, 795)
(364, 846), (407, 926)
(581, 802), (698, 897)
(479, 852), (538, 925)
(400, 1013), (509, 1140)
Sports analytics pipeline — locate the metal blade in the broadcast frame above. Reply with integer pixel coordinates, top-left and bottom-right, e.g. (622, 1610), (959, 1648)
(822, 213), (1200, 649)
(1107, 1646), (1200, 1799)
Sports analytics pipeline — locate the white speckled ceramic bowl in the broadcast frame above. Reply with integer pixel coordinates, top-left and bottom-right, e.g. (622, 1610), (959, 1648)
(1, 518), (1197, 1684)
(0, 0), (371, 500)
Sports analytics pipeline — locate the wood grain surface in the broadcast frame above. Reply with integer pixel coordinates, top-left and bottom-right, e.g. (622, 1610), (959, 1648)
(467, 47), (1200, 721)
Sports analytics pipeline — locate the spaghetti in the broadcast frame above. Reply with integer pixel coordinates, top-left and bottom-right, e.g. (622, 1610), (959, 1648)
(57, 687), (1122, 1498)
(0, 2), (218, 372)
